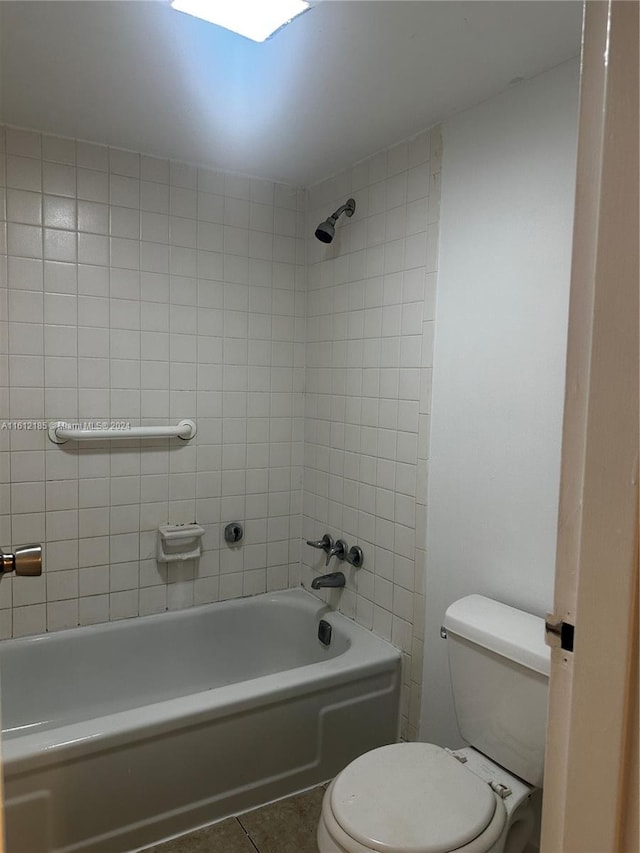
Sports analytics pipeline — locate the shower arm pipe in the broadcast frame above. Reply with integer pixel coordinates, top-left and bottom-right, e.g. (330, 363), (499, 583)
(48, 419), (197, 445)
(330, 200), (356, 221)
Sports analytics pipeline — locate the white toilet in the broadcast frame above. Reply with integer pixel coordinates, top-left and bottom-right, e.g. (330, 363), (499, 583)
(317, 595), (550, 853)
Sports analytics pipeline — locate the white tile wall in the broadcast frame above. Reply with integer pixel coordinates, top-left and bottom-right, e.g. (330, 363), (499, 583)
(0, 125), (306, 638)
(302, 127), (442, 739)
(0, 121), (441, 743)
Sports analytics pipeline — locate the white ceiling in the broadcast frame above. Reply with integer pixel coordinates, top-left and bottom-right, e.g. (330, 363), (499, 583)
(0, 1), (582, 186)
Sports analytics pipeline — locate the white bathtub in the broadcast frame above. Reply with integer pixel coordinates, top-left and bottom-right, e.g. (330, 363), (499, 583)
(1, 588), (401, 853)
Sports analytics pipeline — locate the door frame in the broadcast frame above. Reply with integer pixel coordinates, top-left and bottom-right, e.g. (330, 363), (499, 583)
(540, 1), (639, 851)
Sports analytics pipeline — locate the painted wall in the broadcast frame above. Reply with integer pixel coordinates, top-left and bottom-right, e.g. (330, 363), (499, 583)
(0, 126), (306, 637)
(303, 128), (441, 739)
(419, 59), (580, 746)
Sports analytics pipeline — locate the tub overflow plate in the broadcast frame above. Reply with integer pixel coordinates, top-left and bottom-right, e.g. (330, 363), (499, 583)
(318, 619), (332, 646)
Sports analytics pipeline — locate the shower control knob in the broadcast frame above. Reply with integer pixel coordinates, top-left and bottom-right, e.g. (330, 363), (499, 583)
(325, 538), (347, 567)
(345, 545), (364, 569)
(306, 533), (333, 554)
(0, 544), (42, 576)
(224, 522), (244, 544)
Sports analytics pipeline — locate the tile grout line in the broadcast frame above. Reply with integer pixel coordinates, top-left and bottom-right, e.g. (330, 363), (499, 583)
(235, 816), (261, 853)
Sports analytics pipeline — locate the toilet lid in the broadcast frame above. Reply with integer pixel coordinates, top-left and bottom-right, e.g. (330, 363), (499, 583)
(330, 743), (497, 853)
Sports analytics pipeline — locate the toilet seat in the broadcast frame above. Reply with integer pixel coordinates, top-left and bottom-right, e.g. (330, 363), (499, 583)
(322, 743), (507, 853)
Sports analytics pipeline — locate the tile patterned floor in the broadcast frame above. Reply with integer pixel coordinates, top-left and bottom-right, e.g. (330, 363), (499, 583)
(143, 786), (326, 853)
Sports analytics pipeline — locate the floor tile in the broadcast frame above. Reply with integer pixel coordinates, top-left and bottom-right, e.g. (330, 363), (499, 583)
(143, 818), (256, 853)
(238, 787), (326, 853)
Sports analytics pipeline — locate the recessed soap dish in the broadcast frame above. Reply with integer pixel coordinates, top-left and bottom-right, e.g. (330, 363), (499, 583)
(157, 523), (205, 563)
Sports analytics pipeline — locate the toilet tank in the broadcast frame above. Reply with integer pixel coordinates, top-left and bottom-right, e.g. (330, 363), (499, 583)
(443, 595), (550, 787)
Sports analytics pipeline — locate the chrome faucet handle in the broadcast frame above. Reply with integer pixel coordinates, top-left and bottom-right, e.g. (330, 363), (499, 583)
(345, 545), (364, 569)
(0, 544), (42, 576)
(325, 538), (347, 567)
(306, 534), (333, 554)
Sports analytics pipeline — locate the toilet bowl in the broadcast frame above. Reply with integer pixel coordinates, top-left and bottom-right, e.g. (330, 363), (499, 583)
(317, 743), (534, 853)
(317, 595), (549, 853)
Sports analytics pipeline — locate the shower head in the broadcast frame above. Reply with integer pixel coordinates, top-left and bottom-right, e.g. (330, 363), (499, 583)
(315, 219), (335, 243)
(315, 198), (356, 244)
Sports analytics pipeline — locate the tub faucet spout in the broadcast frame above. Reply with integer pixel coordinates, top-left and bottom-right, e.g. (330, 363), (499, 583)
(311, 571), (346, 590)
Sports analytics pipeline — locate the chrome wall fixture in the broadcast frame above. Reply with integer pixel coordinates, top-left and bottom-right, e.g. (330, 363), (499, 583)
(345, 544), (364, 568)
(314, 198), (356, 244)
(306, 533), (333, 557)
(224, 522), (244, 544)
(306, 533), (364, 568)
(0, 544), (42, 576)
